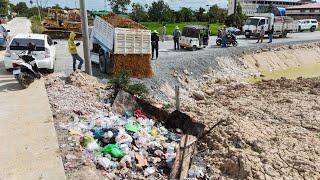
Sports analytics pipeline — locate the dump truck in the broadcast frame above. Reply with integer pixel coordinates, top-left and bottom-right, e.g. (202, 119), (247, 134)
(242, 13), (298, 38)
(90, 13), (152, 78)
(42, 8), (82, 39)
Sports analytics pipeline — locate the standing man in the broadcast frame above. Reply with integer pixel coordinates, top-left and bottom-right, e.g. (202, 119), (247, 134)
(173, 26), (181, 50)
(151, 30), (159, 60)
(161, 23), (166, 42)
(257, 26), (265, 43)
(268, 25), (274, 43)
(221, 26), (228, 48)
(68, 31), (83, 71)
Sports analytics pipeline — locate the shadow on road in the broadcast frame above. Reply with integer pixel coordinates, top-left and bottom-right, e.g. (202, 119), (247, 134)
(0, 82), (22, 92)
(0, 61), (23, 92)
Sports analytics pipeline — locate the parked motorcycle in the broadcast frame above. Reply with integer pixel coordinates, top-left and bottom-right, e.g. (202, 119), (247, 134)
(12, 43), (41, 88)
(216, 30), (238, 47)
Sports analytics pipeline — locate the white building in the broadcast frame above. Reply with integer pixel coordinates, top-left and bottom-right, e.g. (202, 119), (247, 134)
(228, 0), (305, 16)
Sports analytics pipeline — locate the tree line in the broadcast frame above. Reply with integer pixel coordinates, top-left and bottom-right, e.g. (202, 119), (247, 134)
(110, 0), (246, 27)
(3, 0), (247, 28)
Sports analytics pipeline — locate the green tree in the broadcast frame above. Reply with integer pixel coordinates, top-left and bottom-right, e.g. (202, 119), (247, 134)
(130, 3), (147, 22)
(265, 4), (273, 13)
(107, 0), (131, 14)
(148, 0), (172, 22)
(0, 0), (9, 15)
(176, 7), (194, 22)
(226, 2), (247, 28)
(52, 4), (62, 9)
(13, 2), (28, 16)
(195, 7), (207, 22)
(208, 4), (227, 23)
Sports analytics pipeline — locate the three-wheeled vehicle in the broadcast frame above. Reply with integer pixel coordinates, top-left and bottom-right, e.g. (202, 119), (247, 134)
(180, 25), (210, 51)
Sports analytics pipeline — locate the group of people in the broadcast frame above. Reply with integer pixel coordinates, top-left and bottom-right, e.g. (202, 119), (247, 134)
(256, 25), (274, 43)
(150, 25), (181, 60)
(68, 24), (276, 70)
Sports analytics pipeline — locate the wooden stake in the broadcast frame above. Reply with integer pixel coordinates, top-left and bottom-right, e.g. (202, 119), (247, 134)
(175, 85), (180, 111)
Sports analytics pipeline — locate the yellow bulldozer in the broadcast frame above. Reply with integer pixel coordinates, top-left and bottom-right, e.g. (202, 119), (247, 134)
(42, 8), (82, 39)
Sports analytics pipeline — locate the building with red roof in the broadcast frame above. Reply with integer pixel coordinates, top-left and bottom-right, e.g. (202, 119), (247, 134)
(286, 2), (320, 20)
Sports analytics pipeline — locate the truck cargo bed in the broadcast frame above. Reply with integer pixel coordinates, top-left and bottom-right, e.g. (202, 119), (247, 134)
(91, 16), (151, 55)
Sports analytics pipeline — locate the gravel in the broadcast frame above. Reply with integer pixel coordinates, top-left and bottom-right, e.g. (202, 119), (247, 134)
(51, 32), (320, 102)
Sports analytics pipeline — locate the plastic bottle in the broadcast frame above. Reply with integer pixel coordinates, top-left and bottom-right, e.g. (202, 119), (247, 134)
(144, 167), (156, 176)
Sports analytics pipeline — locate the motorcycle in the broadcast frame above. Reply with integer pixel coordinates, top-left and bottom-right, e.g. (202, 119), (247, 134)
(12, 48), (41, 88)
(216, 30), (238, 47)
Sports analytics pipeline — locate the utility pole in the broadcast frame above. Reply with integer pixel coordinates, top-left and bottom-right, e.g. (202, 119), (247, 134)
(79, 0), (92, 75)
(36, 0), (41, 22)
(234, 0), (237, 27)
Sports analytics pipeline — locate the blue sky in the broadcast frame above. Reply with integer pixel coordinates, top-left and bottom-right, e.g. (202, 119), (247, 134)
(9, 0), (228, 10)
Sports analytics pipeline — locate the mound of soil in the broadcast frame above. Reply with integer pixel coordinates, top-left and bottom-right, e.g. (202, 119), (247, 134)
(102, 12), (145, 29)
(184, 77), (320, 179)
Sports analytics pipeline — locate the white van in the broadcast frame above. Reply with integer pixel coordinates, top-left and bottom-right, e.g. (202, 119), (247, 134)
(297, 19), (318, 32)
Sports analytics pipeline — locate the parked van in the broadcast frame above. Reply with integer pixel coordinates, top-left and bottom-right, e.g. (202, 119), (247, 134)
(297, 19), (318, 32)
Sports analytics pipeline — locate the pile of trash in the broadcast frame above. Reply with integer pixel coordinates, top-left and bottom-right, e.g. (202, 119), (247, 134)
(60, 109), (182, 178)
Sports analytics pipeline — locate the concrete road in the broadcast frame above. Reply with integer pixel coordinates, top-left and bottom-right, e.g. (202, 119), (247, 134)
(0, 18), (66, 180)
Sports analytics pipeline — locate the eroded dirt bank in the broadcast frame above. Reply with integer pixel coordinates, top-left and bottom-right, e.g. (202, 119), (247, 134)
(179, 77), (320, 179)
(240, 43), (320, 80)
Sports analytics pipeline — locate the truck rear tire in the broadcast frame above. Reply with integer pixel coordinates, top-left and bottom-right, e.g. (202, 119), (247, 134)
(99, 54), (107, 73)
(192, 45), (197, 51)
(245, 35), (250, 38)
(310, 26), (316, 32)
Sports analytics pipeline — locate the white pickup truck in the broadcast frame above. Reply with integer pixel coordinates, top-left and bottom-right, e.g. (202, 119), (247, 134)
(297, 19), (318, 32)
(242, 13), (298, 38)
(90, 16), (151, 73)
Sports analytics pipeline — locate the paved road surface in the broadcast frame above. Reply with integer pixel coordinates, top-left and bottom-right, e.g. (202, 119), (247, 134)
(52, 31), (320, 76)
(0, 17), (65, 180)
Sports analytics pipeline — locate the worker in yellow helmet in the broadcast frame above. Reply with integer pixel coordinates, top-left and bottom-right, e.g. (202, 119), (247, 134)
(68, 32), (83, 71)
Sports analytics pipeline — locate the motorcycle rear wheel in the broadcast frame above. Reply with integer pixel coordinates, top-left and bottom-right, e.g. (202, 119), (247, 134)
(216, 39), (222, 46)
(17, 74), (34, 89)
(232, 41), (238, 47)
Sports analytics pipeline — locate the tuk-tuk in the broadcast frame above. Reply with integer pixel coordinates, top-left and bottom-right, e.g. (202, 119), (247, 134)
(0, 14), (8, 24)
(180, 25), (210, 51)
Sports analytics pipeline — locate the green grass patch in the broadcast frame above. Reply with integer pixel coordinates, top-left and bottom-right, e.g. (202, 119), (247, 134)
(140, 22), (223, 36)
(30, 16), (45, 34)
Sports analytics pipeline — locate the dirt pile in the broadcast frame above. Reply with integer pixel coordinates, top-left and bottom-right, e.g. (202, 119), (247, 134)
(179, 77), (320, 179)
(45, 71), (113, 115)
(102, 12), (145, 29)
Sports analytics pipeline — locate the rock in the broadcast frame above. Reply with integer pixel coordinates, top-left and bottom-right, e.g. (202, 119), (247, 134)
(66, 154), (77, 161)
(183, 69), (190, 76)
(204, 89), (215, 96)
(288, 45), (294, 49)
(203, 75), (210, 80)
(193, 91), (206, 100)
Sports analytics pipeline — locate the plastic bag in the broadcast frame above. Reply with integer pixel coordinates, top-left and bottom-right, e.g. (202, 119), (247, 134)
(124, 121), (141, 133)
(102, 144), (124, 158)
(115, 130), (133, 144)
(86, 140), (101, 151)
(96, 156), (117, 170)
